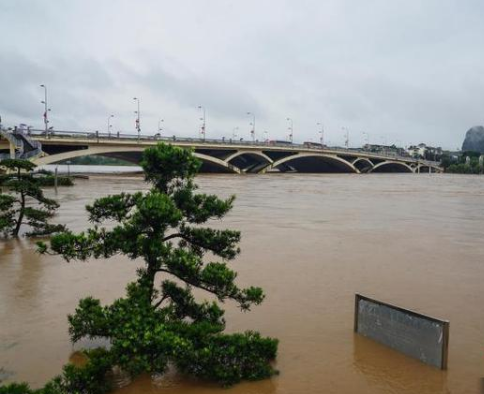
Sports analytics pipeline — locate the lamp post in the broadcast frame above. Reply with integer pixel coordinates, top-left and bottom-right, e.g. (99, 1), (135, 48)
(40, 84), (50, 137)
(264, 130), (268, 143)
(158, 119), (164, 133)
(133, 97), (140, 140)
(342, 127), (349, 149)
(107, 115), (114, 137)
(287, 117), (293, 143)
(198, 105), (206, 141)
(247, 112), (255, 142)
(317, 122), (324, 147)
(232, 126), (239, 139)
(362, 132), (370, 147)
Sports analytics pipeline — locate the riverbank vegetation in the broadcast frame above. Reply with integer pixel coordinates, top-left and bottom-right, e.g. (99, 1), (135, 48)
(0, 159), (66, 237)
(0, 144), (278, 393)
(58, 155), (136, 166)
(34, 169), (74, 187)
(440, 151), (483, 174)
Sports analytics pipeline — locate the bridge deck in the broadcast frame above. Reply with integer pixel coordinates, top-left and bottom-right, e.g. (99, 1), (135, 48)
(2, 128), (441, 174)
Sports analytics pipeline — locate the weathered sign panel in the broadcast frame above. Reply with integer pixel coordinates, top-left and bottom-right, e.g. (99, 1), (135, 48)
(354, 294), (449, 369)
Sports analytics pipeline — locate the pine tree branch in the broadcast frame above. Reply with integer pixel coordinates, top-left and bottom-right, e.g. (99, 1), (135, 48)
(152, 294), (169, 309)
(161, 230), (239, 259)
(155, 268), (221, 299)
(161, 233), (183, 242)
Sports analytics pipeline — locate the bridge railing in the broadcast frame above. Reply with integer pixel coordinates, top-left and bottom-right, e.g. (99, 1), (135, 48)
(23, 128), (440, 166)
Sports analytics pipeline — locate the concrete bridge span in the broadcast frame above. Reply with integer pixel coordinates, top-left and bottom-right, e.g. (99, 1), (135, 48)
(368, 160), (414, 173)
(1, 129), (442, 174)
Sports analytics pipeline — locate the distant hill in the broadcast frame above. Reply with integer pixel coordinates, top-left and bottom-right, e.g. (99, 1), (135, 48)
(462, 126), (484, 153)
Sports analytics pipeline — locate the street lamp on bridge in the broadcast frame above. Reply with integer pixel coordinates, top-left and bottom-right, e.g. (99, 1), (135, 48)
(287, 118), (293, 143)
(158, 119), (164, 133)
(198, 105), (206, 141)
(107, 115), (114, 137)
(342, 127), (349, 149)
(362, 132), (370, 146)
(232, 126), (239, 139)
(40, 84), (51, 137)
(133, 97), (141, 140)
(317, 122), (324, 146)
(247, 112), (255, 142)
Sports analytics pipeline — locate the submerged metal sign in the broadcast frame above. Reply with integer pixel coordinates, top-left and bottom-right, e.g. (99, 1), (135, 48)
(354, 294), (449, 369)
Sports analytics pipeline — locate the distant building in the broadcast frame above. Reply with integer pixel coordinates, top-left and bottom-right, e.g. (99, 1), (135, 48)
(362, 144), (407, 156)
(406, 143), (442, 160)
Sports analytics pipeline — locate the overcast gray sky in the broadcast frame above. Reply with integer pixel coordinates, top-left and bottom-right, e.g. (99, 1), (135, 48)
(1, 0), (483, 149)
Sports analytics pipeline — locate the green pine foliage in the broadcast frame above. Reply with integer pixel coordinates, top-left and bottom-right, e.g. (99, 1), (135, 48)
(0, 159), (66, 237)
(33, 143), (278, 390)
(0, 349), (113, 394)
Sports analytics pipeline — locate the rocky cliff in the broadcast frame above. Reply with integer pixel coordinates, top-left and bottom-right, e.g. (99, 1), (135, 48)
(462, 126), (484, 153)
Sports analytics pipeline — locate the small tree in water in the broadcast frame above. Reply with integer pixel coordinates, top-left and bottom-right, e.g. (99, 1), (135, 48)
(0, 159), (65, 237)
(37, 143), (278, 388)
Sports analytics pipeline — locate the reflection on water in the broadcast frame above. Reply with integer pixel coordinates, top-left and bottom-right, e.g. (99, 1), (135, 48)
(1, 174), (484, 393)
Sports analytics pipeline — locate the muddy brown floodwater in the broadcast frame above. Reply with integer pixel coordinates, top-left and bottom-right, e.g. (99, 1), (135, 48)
(2, 174), (484, 393)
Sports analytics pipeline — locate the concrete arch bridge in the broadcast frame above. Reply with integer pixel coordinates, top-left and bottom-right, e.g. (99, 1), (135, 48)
(1, 129), (442, 174)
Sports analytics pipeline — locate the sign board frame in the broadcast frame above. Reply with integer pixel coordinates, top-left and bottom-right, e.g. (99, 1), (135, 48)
(354, 294), (449, 370)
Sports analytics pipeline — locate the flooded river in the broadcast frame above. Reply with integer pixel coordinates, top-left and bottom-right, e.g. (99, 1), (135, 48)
(1, 174), (484, 394)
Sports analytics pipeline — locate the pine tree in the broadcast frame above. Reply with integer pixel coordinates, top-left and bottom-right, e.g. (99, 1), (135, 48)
(0, 159), (65, 237)
(37, 143), (278, 388)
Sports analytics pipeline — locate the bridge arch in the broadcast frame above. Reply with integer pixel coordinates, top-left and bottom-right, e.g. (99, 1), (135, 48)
(32, 146), (146, 166)
(269, 153), (359, 173)
(224, 151), (273, 173)
(352, 158), (374, 173)
(225, 150), (273, 164)
(33, 146), (240, 174)
(194, 152), (240, 174)
(369, 161), (414, 173)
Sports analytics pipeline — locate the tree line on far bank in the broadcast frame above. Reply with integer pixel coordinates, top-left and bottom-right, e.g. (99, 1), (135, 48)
(440, 151), (484, 174)
(0, 145), (278, 393)
(59, 155), (136, 166)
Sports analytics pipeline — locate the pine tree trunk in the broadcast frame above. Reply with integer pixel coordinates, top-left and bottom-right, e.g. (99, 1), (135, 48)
(12, 192), (25, 237)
